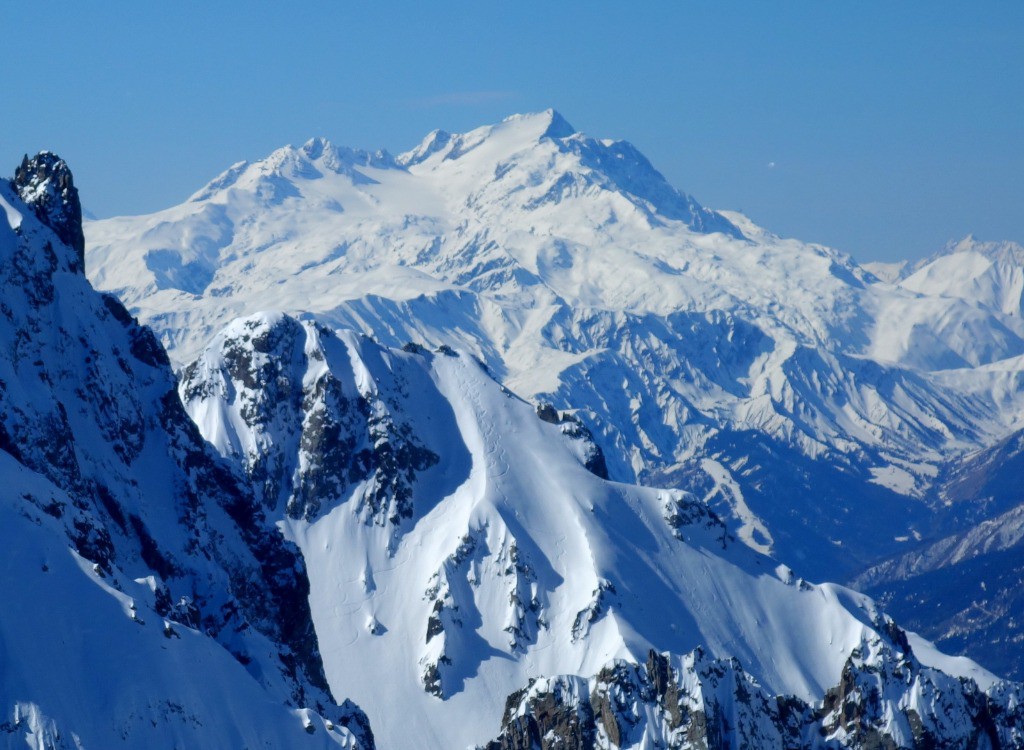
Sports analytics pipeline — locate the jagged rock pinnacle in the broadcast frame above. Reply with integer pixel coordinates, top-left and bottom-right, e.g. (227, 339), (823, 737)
(13, 152), (86, 272)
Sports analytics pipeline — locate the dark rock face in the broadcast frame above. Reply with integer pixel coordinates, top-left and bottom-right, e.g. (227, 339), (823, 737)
(570, 579), (616, 643)
(661, 490), (730, 547)
(419, 532), (546, 700)
(0, 164), (375, 749)
(534, 402), (609, 480)
(180, 316), (444, 527)
(13, 152), (85, 271)
(489, 678), (596, 750)
(487, 638), (1024, 750)
(817, 636), (1003, 750)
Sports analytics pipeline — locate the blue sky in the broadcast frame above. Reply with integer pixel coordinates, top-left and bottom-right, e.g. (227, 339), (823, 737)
(3, 2), (1021, 262)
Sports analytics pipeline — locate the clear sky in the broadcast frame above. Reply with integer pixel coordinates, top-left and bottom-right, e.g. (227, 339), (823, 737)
(3, 2), (1022, 262)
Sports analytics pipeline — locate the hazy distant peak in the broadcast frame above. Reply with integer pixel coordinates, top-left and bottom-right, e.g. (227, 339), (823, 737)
(399, 109), (576, 168)
(895, 235), (1024, 317)
(300, 135), (330, 159)
(500, 108), (576, 139)
(397, 128), (453, 166)
(946, 234), (1024, 261)
(187, 138), (403, 202)
(188, 160), (249, 202)
(914, 234), (1024, 265)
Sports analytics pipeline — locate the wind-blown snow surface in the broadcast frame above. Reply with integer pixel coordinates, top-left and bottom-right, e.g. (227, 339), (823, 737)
(0, 158), (368, 748)
(86, 111), (1024, 582)
(180, 311), (1002, 750)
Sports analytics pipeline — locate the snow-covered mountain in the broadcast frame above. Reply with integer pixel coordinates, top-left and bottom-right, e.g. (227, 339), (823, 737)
(86, 111), (1024, 584)
(879, 236), (1024, 318)
(178, 309), (1014, 749)
(5, 148), (1024, 748)
(0, 154), (372, 748)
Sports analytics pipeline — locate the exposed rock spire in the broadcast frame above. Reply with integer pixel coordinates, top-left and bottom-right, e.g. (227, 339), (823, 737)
(13, 152), (86, 271)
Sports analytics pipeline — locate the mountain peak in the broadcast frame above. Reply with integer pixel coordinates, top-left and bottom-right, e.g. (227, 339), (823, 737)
(917, 234), (1024, 270)
(399, 110), (577, 168)
(505, 108), (576, 139)
(944, 233), (1024, 259)
(499, 108), (577, 141)
(301, 135), (332, 160)
(949, 233), (977, 252)
(12, 151), (85, 271)
(543, 108), (576, 138)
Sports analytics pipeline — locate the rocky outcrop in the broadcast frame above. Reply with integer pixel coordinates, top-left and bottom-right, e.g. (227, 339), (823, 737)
(13, 152), (85, 271)
(535, 402), (609, 479)
(180, 314), (441, 527)
(420, 529), (547, 698)
(486, 648), (796, 750)
(486, 635), (1024, 749)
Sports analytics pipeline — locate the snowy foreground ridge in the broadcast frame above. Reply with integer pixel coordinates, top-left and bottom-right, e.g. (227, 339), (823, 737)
(178, 309), (1011, 749)
(0, 111), (1018, 747)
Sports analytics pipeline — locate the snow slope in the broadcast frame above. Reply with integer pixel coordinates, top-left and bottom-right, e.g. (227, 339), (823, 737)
(180, 310), (1005, 749)
(0, 452), (359, 750)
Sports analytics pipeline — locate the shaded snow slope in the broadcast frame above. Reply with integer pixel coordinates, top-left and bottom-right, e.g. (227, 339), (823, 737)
(854, 427), (1024, 681)
(181, 311), (1003, 749)
(0, 453), (360, 750)
(0, 158), (370, 748)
